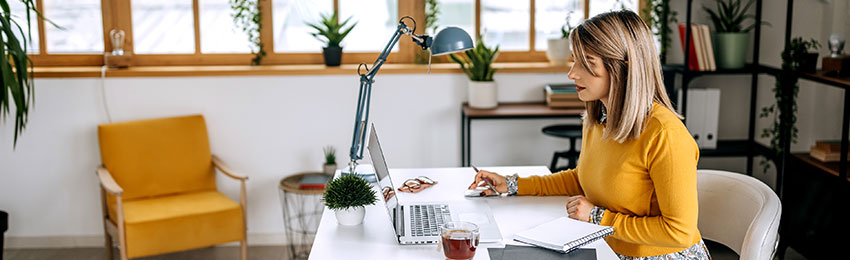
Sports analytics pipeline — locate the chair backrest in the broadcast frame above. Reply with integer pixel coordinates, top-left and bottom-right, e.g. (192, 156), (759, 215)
(98, 115), (216, 200)
(696, 169), (781, 260)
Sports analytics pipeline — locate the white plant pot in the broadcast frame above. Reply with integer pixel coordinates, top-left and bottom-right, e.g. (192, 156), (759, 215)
(334, 206), (366, 226)
(468, 81), (498, 109)
(546, 38), (571, 66)
(323, 164), (337, 175)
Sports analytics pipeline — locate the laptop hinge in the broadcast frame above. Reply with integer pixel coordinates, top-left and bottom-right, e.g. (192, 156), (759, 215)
(397, 205), (405, 237)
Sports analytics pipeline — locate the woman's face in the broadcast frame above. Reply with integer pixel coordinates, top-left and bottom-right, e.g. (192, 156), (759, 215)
(568, 51), (610, 106)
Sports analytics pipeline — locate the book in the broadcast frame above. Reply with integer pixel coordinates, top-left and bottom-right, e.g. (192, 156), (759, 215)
(488, 245), (596, 260)
(678, 24), (701, 71)
(810, 146), (850, 162)
(545, 84), (578, 94)
(298, 174), (331, 189)
(513, 217), (614, 254)
(701, 25), (716, 71)
(815, 140), (843, 153)
(692, 24), (706, 71)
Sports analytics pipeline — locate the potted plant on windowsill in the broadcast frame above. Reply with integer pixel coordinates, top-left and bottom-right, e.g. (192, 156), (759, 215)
(450, 36), (500, 109)
(322, 146), (337, 175)
(323, 174), (378, 226)
(306, 12), (357, 67)
(546, 14), (575, 66)
(704, 0), (762, 69)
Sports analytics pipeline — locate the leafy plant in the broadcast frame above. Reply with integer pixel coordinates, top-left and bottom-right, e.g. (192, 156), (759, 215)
(758, 37), (818, 173)
(229, 0), (266, 65)
(323, 145), (336, 165)
(642, 0), (677, 64)
(306, 12), (357, 48)
(559, 13), (575, 39)
(322, 174), (377, 210)
(449, 35), (499, 82)
(703, 0), (759, 33)
(1, 0), (48, 147)
(424, 0), (440, 34)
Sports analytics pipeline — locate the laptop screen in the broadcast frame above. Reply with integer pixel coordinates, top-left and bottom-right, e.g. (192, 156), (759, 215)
(367, 125), (402, 236)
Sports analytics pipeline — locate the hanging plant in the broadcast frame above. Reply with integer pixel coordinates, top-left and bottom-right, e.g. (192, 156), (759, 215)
(759, 37), (819, 173)
(641, 0), (677, 64)
(229, 0), (266, 65)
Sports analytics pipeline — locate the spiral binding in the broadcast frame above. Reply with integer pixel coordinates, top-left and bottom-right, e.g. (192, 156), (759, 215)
(562, 227), (614, 254)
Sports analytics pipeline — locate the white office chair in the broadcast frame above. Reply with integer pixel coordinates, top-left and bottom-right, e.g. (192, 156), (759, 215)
(696, 169), (781, 260)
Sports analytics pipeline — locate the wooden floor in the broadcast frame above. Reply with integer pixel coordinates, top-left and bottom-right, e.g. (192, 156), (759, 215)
(2, 243), (808, 260)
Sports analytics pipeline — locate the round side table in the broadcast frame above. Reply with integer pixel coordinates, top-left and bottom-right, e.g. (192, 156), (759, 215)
(279, 172), (328, 260)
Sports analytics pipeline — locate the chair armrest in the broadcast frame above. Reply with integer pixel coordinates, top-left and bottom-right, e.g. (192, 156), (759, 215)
(96, 166), (124, 196)
(212, 155), (248, 181)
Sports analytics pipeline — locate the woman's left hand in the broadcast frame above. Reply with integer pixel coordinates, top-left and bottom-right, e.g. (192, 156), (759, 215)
(566, 195), (595, 222)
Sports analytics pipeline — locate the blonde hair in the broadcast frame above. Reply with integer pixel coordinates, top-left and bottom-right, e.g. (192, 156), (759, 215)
(571, 10), (681, 143)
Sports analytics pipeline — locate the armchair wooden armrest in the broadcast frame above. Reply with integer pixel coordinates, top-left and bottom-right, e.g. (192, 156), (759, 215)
(97, 166), (124, 196)
(212, 155), (249, 181)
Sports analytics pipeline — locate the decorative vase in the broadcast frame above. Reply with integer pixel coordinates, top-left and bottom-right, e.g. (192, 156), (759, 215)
(323, 46), (343, 66)
(323, 164), (337, 175)
(799, 52), (819, 73)
(546, 38), (571, 66)
(468, 81), (498, 109)
(334, 206), (365, 226)
(715, 33), (749, 69)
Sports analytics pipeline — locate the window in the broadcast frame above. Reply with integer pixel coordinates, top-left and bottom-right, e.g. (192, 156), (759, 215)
(43, 0), (104, 53)
(132, 0), (194, 54)
(9, 0), (40, 54)
(23, 0), (645, 67)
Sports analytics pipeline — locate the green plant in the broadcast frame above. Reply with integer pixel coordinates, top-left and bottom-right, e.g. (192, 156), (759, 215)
(229, 0), (266, 65)
(323, 145), (336, 165)
(424, 0), (440, 33)
(642, 0), (677, 64)
(758, 37), (818, 173)
(322, 174), (377, 210)
(559, 13), (575, 39)
(1, 0), (50, 147)
(703, 0), (759, 33)
(306, 12), (357, 48)
(449, 35), (499, 82)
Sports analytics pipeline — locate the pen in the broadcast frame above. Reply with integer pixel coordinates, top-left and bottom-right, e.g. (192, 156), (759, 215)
(472, 165), (501, 196)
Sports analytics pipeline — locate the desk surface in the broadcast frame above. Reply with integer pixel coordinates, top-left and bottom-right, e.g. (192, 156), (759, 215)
(463, 102), (584, 118)
(309, 166), (618, 260)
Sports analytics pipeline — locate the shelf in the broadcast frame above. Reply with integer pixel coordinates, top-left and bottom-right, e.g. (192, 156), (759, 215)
(792, 153), (850, 181)
(759, 65), (850, 89)
(699, 139), (771, 158)
(663, 64), (760, 77)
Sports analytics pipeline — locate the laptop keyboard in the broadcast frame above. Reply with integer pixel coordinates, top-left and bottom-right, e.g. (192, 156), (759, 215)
(411, 204), (452, 237)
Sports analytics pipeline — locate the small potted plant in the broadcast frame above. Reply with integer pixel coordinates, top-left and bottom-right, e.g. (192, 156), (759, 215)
(546, 14), (575, 66)
(323, 174), (378, 225)
(704, 0), (761, 69)
(306, 12), (357, 66)
(450, 35), (500, 109)
(323, 146), (337, 175)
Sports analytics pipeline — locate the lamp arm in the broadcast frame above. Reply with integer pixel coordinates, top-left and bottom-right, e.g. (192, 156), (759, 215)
(349, 20), (424, 170)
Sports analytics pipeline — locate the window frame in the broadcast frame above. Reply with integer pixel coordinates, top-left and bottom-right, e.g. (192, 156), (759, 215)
(28, 0), (642, 67)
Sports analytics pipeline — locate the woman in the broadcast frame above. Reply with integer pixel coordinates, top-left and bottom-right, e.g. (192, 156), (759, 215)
(468, 10), (710, 259)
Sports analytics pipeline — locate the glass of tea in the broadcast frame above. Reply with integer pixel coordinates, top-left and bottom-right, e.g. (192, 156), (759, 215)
(440, 221), (479, 260)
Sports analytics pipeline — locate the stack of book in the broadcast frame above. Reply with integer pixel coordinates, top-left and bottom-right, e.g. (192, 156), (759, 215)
(298, 174), (331, 189)
(810, 140), (849, 162)
(544, 84), (583, 108)
(678, 23), (716, 71)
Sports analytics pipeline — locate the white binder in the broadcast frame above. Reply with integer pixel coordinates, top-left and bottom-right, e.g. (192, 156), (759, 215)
(679, 88), (706, 147)
(702, 89), (720, 149)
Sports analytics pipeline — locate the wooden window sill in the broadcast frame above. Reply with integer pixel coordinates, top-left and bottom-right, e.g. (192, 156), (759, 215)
(31, 62), (571, 78)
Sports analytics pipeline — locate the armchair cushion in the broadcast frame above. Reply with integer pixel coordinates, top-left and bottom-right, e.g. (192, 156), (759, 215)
(118, 191), (244, 258)
(98, 115), (216, 201)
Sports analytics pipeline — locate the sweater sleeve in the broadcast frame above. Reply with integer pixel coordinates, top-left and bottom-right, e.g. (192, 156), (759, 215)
(516, 168), (584, 196)
(599, 127), (700, 248)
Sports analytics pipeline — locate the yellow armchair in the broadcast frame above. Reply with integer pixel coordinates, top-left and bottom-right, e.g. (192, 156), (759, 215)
(96, 115), (247, 260)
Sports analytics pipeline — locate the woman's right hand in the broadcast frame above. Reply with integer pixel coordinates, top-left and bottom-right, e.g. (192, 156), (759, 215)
(467, 170), (508, 196)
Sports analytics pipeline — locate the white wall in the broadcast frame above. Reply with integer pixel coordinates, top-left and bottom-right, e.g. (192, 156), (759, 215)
(1, 0), (846, 247)
(0, 72), (582, 246)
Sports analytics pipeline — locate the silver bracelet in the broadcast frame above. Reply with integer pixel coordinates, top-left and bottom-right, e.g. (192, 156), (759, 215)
(590, 206), (605, 224)
(506, 173), (519, 196)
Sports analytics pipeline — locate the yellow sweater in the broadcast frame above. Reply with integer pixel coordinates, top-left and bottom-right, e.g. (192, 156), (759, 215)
(517, 103), (701, 257)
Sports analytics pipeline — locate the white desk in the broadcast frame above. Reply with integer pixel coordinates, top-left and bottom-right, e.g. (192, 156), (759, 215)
(308, 166), (618, 260)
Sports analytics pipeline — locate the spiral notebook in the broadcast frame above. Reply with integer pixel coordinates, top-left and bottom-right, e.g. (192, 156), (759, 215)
(513, 217), (614, 254)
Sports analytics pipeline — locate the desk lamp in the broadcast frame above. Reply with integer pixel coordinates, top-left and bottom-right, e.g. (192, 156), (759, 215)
(347, 16), (473, 172)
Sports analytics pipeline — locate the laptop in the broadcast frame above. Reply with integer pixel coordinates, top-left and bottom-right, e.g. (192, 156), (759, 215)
(367, 125), (502, 245)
